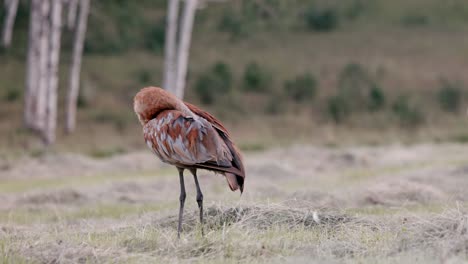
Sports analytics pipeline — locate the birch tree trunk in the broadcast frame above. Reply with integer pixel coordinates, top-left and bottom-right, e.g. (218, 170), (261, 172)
(65, 0), (90, 133)
(35, 0), (51, 132)
(174, 0), (197, 99)
(1, 0), (19, 47)
(24, 0), (41, 128)
(67, 0), (79, 29)
(163, 0), (180, 93)
(44, 0), (63, 145)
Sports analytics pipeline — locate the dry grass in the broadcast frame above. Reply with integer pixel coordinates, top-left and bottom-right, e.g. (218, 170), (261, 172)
(1, 203), (467, 263)
(1, 143), (468, 263)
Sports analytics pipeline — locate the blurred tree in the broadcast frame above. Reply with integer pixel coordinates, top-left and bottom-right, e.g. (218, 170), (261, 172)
(163, 0), (179, 93)
(24, 0), (41, 130)
(22, 0), (90, 144)
(1, 0), (19, 47)
(44, 0), (64, 144)
(174, 0), (198, 99)
(163, 0), (198, 99)
(24, 0), (64, 144)
(67, 0), (79, 29)
(66, 0), (90, 133)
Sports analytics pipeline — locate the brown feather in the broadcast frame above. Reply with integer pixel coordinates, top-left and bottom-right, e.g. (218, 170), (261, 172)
(185, 102), (245, 193)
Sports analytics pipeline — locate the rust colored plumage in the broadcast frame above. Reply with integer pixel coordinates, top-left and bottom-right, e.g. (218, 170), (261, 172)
(134, 86), (245, 237)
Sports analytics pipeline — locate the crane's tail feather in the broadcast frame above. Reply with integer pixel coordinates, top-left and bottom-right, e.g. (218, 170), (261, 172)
(225, 173), (242, 193)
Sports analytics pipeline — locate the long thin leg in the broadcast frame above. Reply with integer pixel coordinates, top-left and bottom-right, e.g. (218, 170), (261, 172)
(190, 169), (204, 236)
(177, 168), (186, 239)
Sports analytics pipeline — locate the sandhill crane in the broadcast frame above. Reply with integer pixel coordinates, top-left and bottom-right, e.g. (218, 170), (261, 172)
(134, 87), (246, 238)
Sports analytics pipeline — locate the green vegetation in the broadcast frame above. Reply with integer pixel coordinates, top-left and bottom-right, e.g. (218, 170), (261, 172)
(284, 73), (317, 102)
(327, 95), (349, 123)
(218, 9), (248, 39)
(392, 95), (424, 127)
(337, 63), (374, 110)
(368, 85), (386, 111)
(242, 62), (272, 93)
(3, 86), (21, 102)
(304, 6), (339, 32)
(401, 13), (429, 27)
(76, 91), (89, 109)
(135, 68), (153, 85)
(144, 20), (166, 54)
(195, 62), (233, 104)
(325, 63), (387, 123)
(437, 80), (463, 113)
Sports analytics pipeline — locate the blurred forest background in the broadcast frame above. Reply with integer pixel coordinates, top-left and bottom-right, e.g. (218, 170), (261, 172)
(1, 0), (468, 156)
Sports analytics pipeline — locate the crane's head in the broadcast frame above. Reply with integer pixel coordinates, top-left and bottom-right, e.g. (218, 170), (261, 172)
(134, 86), (193, 125)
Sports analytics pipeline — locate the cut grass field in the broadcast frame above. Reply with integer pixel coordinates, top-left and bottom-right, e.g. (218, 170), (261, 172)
(1, 143), (467, 263)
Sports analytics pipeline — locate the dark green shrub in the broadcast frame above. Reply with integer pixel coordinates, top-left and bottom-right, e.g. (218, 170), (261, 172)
(145, 21), (165, 53)
(218, 9), (247, 39)
(338, 63), (370, 106)
(77, 92), (89, 109)
(327, 95), (349, 123)
(392, 95), (424, 126)
(437, 81), (462, 113)
(338, 62), (385, 112)
(136, 69), (152, 85)
(401, 14), (429, 27)
(212, 62), (232, 93)
(243, 62), (272, 92)
(368, 85), (386, 111)
(195, 62), (233, 104)
(304, 7), (339, 32)
(195, 75), (217, 105)
(3, 87), (21, 102)
(284, 73), (318, 102)
(84, 1), (146, 54)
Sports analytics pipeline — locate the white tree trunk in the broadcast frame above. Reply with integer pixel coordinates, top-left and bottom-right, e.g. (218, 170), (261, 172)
(174, 0), (197, 99)
(65, 0), (90, 133)
(24, 0), (41, 128)
(67, 0), (79, 29)
(1, 0), (19, 47)
(163, 0), (180, 93)
(44, 0), (63, 145)
(35, 0), (51, 132)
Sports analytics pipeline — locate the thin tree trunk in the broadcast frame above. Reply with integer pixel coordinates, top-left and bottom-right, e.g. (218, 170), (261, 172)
(35, 0), (51, 132)
(65, 0), (90, 133)
(24, 0), (41, 128)
(67, 0), (79, 29)
(163, 0), (180, 93)
(1, 0), (19, 47)
(44, 0), (63, 145)
(174, 0), (197, 99)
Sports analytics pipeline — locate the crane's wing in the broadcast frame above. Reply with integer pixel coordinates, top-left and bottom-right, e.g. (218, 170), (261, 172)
(143, 110), (244, 192)
(185, 103), (245, 192)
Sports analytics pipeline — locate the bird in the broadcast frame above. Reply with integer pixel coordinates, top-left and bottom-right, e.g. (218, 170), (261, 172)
(133, 87), (245, 238)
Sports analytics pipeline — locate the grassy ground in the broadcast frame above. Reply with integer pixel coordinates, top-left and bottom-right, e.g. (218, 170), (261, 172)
(1, 143), (467, 263)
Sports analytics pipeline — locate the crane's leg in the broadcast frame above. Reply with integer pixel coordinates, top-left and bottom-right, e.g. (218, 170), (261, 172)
(177, 167), (186, 239)
(190, 169), (204, 236)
